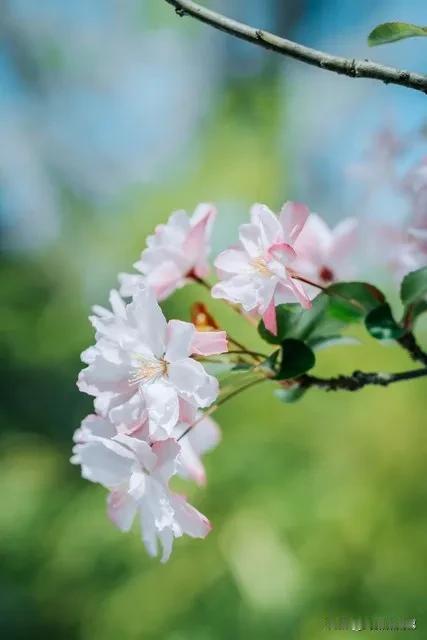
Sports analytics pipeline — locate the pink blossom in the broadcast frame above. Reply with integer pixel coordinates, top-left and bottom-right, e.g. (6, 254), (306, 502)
(72, 425), (210, 562)
(380, 225), (427, 282)
(119, 204), (216, 300)
(292, 213), (359, 287)
(211, 202), (312, 334)
(402, 158), (427, 228)
(77, 287), (227, 437)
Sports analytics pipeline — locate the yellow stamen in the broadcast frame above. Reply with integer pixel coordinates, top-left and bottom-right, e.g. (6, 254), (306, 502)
(129, 358), (168, 385)
(251, 256), (271, 276)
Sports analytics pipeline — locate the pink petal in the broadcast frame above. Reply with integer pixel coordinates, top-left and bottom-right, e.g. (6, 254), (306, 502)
(289, 278), (312, 309)
(183, 204), (216, 263)
(262, 296), (278, 335)
(170, 494), (212, 538)
(191, 330), (228, 356)
(108, 489), (137, 532)
(268, 242), (297, 265)
(279, 202), (309, 244)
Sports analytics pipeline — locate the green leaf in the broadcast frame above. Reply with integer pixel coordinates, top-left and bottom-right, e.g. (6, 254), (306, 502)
(365, 303), (405, 340)
(400, 266), (427, 307)
(231, 362), (254, 372)
(258, 294), (351, 345)
(326, 282), (385, 321)
(368, 22), (427, 47)
(275, 339), (315, 380)
(308, 334), (359, 350)
(274, 385), (307, 404)
(258, 303), (302, 344)
(254, 349), (281, 376)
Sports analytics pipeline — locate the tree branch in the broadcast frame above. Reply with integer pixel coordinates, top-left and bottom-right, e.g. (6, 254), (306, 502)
(165, 0), (427, 95)
(299, 367), (427, 392)
(397, 332), (427, 366)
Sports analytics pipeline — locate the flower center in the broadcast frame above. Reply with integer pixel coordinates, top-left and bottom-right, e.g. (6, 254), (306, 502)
(129, 357), (168, 386)
(251, 256), (272, 276)
(319, 266), (334, 283)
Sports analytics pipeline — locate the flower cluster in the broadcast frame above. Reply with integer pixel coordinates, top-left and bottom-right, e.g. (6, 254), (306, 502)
(74, 197), (427, 562)
(74, 282), (226, 561)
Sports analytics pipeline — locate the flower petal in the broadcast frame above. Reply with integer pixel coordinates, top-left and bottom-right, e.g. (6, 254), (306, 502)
(279, 201), (309, 244)
(168, 359), (218, 408)
(126, 287), (167, 358)
(262, 296), (278, 335)
(191, 330), (228, 356)
(165, 320), (195, 362)
(171, 494), (211, 538)
(143, 381), (180, 435)
(108, 489), (137, 532)
(74, 438), (133, 488)
(250, 203), (282, 247)
(214, 248), (251, 274)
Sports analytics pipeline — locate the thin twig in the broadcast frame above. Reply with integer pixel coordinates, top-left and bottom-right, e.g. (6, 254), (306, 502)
(178, 375), (267, 440)
(226, 349), (269, 359)
(299, 367), (427, 392)
(165, 0), (427, 94)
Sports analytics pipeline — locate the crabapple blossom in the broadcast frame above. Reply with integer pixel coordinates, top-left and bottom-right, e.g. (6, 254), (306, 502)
(292, 213), (359, 287)
(119, 204), (216, 300)
(211, 201), (312, 335)
(72, 427), (210, 562)
(73, 412), (221, 488)
(77, 287), (227, 437)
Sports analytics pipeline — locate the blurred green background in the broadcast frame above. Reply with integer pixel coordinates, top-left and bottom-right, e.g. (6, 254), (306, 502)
(1, 1), (427, 638)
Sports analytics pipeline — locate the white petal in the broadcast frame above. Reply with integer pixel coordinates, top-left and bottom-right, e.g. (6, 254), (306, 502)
(126, 287), (167, 358)
(187, 416), (221, 455)
(168, 359), (218, 408)
(152, 438), (180, 483)
(214, 248), (251, 274)
(73, 414), (116, 443)
(118, 272), (146, 298)
(165, 320), (195, 362)
(170, 494), (211, 538)
(250, 203), (282, 248)
(176, 436), (207, 485)
(75, 439), (133, 488)
(158, 527), (174, 563)
(211, 274), (260, 312)
(108, 489), (137, 532)
(279, 201), (309, 244)
(143, 381), (180, 435)
(114, 434), (156, 472)
(238, 223), (263, 258)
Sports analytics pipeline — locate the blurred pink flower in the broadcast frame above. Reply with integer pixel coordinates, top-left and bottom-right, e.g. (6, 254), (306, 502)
(293, 213), (359, 287)
(403, 157), (427, 229)
(119, 204), (216, 300)
(378, 224), (426, 282)
(211, 202), (312, 334)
